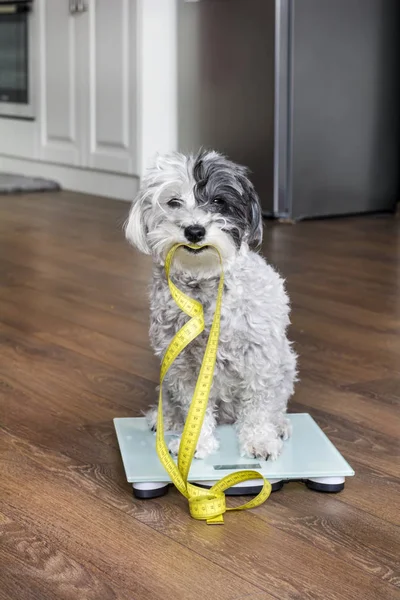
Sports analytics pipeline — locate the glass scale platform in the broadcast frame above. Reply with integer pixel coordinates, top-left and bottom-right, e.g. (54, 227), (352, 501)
(114, 413), (354, 498)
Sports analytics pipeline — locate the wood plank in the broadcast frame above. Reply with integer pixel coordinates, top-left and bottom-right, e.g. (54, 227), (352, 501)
(0, 511), (134, 600)
(343, 377), (400, 406)
(0, 286), (151, 351)
(0, 296), (159, 381)
(2, 429), (398, 600)
(0, 322), (154, 416)
(294, 378), (400, 441)
(0, 432), (274, 600)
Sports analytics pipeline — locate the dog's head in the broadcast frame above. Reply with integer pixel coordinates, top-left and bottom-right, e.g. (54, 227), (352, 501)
(125, 150), (263, 276)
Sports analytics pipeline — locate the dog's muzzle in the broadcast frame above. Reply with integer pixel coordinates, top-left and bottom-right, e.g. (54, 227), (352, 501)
(184, 225), (206, 244)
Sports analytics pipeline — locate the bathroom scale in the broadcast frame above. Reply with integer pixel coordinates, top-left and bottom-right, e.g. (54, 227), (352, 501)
(114, 413), (354, 499)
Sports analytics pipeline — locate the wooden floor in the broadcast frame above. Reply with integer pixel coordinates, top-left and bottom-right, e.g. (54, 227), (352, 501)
(1, 191), (399, 600)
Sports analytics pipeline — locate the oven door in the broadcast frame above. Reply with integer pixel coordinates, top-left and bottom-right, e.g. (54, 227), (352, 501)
(0, 0), (34, 118)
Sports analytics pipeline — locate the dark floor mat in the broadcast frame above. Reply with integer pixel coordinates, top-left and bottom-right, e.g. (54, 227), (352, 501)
(0, 173), (60, 194)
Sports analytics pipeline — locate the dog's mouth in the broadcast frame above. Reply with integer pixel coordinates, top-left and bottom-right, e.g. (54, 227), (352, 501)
(183, 245), (209, 254)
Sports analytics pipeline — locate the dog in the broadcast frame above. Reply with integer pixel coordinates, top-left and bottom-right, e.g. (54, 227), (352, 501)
(125, 150), (297, 460)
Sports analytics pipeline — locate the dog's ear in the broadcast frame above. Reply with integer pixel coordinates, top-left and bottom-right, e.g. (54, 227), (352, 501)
(240, 174), (263, 248)
(124, 189), (151, 254)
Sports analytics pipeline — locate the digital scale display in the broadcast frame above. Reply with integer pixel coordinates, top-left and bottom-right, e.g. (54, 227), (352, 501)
(213, 463), (262, 470)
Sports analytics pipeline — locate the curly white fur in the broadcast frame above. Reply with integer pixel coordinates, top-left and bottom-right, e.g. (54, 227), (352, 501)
(125, 150), (297, 460)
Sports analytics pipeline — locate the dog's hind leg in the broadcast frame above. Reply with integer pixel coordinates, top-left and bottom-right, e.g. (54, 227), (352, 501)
(275, 413), (293, 441)
(145, 387), (184, 433)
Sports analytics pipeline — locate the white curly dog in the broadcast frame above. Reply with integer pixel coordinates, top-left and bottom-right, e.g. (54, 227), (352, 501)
(125, 150), (297, 460)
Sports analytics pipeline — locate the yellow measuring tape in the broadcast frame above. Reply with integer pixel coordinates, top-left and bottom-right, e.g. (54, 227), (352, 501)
(156, 243), (271, 524)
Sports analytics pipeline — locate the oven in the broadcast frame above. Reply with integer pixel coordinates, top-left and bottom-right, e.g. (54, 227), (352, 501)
(0, 0), (34, 118)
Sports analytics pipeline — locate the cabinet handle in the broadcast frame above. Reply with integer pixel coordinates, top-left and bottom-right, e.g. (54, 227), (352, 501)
(76, 0), (88, 12)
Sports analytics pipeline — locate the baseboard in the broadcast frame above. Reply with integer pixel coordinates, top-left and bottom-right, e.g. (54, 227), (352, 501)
(0, 156), (139, 202)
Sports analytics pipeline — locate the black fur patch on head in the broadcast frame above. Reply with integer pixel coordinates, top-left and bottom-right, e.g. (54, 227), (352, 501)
(193, 150), (263, 248)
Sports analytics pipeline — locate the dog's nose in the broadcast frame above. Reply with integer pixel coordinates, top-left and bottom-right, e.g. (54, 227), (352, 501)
(184, 225), (206, 243)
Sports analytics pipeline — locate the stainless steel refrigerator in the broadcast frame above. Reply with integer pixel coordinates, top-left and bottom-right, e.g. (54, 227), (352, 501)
(178, 0), (400, 220)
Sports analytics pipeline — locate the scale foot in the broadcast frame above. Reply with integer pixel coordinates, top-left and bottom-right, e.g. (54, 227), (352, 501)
(132, 482), (170, 499)
(270, 479), (285, 492)
(306, 476), (345, 493)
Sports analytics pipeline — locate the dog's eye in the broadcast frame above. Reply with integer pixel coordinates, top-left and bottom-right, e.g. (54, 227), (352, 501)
(167, 198), (182, 209)
(213, 197), (227, 208)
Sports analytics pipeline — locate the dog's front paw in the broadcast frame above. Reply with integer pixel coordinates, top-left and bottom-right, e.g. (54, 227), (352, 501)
(167, 435), (219, 460)
(194, 435), (219, 459)
(168, 436), (181, 456)
(240, 434), (283, 461)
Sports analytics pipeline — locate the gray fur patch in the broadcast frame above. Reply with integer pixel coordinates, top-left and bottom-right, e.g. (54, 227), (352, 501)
(192, 150), (263, 248)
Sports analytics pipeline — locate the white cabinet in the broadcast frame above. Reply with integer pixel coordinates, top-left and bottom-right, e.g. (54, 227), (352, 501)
(0, 0), (177, 196)
(82, 0), (137, 173)
(38, 0), (81, 165)
(38, 0), (137, 174)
